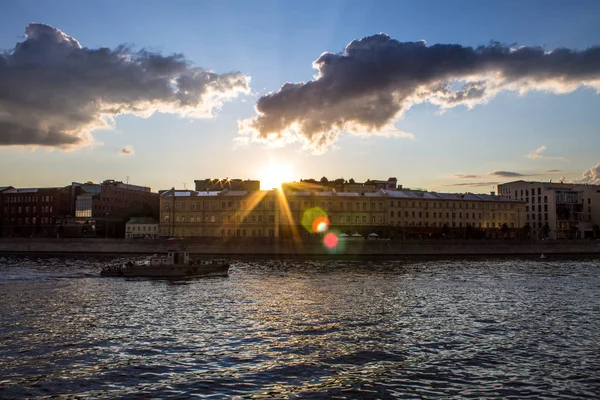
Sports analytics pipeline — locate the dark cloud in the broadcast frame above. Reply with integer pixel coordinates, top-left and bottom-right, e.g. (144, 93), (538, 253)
(0, 24), (250, 149)
(119, 146), (134, 155)
(240, 34), (600, 152)
(455, 174), (481, 179)
(490, 171), (525, 177)
(444, 182), (500, 187)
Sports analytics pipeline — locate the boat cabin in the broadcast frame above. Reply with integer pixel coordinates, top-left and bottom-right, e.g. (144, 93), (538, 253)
(150, 251), (190, 266)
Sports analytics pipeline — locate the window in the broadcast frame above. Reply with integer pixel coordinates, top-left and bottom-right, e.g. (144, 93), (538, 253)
(362, 216), (367, 223)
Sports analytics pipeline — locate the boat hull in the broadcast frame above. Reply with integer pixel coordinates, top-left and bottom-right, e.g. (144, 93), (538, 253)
(101, 263), (229, 278)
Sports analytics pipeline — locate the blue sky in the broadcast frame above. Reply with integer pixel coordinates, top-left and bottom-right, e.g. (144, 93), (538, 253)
(1, 0), (599, 192)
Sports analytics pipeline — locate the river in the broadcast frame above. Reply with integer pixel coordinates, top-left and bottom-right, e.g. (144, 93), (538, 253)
(1, 256), (599, 399)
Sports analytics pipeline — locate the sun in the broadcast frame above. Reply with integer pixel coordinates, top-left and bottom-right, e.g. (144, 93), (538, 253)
(259, 163), (294, 190)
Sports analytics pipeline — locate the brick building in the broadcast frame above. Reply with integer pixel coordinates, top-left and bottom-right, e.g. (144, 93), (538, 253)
(71, 180), (160, 238)
(0, 186), (75, 238)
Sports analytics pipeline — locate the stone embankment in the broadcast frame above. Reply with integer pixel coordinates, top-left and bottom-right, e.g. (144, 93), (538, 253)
(0, 238), (599, 259)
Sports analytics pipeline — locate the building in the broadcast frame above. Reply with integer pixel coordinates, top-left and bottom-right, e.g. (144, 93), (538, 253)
(0, 185), (75, 238)
(194, 178), (260, 192)
(71, 179), (160, 238)
(498, 180), (600, 239)
(282, 177), (399, 193)
(159, 188), (279, 238)
(386, 191), (523, 238)
(125, 217), (159, 239)
(159, 183), (525, 240)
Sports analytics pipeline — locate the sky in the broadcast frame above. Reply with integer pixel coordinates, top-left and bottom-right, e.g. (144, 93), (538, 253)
(1, 0), (599, 192)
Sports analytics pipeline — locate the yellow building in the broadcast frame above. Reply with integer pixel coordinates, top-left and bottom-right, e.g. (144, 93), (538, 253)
(159, 186), (525, 239)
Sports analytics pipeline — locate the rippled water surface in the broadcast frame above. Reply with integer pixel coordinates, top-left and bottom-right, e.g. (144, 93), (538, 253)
(1, 256), (599, 399)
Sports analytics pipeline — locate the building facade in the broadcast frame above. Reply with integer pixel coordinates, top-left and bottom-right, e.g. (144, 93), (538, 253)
(159, 186), (525, 239)
(0, 186), (75, 238)
(125, 217), (159, 239)
(72, 179), (160, 238)
(159, 189), (280, 238)
(498, 180), (600, 239)
(194, 178), (260, 192)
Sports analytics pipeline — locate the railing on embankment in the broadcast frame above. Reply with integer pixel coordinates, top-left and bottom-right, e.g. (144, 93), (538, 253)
(0, 238), (599, 257)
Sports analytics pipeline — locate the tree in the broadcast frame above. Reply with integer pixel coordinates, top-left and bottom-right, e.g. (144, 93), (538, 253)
(541, 223), (550, 239)
(465, 223), (474, 239)
(501, 223), (509, 238)
(349, 178), (355, 184)
(523, 223), (531, 238)
(320, 176), (329, 184)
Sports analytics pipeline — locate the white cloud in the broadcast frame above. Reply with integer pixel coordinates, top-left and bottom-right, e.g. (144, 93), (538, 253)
(574, 162), (600, 184)
(526, 145), (565, 160)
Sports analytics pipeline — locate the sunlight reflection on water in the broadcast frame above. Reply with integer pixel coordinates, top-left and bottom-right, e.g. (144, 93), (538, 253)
(1, 258), (599, 398)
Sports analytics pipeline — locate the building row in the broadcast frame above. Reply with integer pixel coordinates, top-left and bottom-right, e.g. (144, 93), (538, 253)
(3, 177), (599, 240)
(0, 180), (159, 238)
(158, 183), (526, 240)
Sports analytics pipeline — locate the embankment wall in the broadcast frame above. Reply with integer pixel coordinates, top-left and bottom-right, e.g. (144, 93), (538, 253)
(1, 238), (599, 259)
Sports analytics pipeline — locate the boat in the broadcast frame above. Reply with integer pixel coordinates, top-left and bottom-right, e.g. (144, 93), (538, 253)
(100, 250), (229, 278)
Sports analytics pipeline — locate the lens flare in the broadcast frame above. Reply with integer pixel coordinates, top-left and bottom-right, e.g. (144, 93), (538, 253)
(312, 216), (329, 233)
(324, 232), (338, 248)
(302, 207), (329, 233)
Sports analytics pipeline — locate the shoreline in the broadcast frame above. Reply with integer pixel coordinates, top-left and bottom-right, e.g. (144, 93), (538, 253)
(1, 238), (599, 260)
